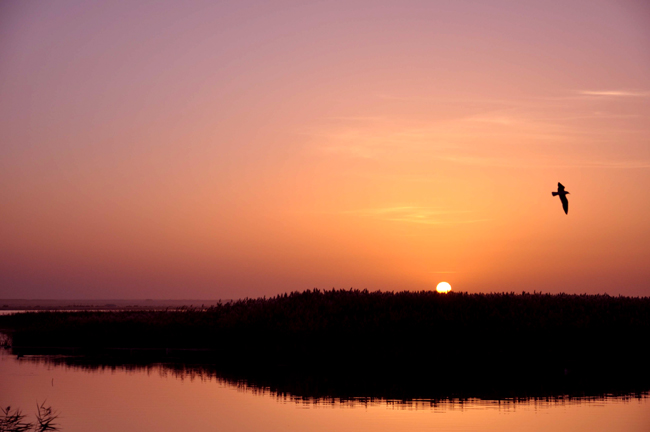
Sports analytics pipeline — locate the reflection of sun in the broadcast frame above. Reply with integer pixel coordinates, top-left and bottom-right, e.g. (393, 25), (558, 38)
(436, 282), (452, 293)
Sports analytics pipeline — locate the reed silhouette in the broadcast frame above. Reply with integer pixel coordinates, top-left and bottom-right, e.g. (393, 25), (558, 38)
(0, 402), (58, 432)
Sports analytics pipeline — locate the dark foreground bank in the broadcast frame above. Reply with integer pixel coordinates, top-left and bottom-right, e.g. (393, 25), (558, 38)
(2, 290), (650, 398)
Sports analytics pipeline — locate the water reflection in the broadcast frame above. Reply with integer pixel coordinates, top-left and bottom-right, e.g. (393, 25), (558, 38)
(2, 351), (649, 432)
(13, 354), (649, 407)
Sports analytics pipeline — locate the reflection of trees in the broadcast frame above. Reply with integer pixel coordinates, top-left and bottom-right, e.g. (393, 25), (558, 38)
(19, 356), (650, 405)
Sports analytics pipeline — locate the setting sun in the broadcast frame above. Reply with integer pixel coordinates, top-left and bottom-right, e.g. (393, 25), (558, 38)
(436, 282), (452, 293)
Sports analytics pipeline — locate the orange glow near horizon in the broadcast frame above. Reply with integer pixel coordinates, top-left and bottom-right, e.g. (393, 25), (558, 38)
(1, 1), (649, 299)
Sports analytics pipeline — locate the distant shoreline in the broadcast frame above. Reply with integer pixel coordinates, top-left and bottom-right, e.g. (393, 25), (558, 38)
(0, 299), (229, 311)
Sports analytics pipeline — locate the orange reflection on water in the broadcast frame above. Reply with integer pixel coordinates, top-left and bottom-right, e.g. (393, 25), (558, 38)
(1, 351), (648, 432)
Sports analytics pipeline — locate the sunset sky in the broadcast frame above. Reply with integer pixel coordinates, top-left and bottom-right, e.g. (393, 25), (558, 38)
(1, 0), (649, 299)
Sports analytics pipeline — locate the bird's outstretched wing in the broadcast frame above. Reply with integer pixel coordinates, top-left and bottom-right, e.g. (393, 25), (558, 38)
(557, 182), (565, 192)
(560, 194), (569, 214)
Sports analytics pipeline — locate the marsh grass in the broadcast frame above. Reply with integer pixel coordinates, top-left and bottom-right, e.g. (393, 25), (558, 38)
(0, 402), (58, 432)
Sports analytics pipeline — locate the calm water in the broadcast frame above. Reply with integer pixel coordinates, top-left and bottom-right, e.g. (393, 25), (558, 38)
(1, 350), (648, 432)
(0, 310), (154, 315)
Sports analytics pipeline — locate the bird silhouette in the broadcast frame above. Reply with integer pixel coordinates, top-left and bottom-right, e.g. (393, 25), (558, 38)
(552, 182), (569, 214)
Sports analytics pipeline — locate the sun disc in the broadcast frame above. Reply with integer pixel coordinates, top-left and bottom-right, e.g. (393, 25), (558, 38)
(436, 282), (452, 293)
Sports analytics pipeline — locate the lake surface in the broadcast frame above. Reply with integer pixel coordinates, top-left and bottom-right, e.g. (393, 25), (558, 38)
(0, 310), (135, 315)
(1, 350), (648, 432)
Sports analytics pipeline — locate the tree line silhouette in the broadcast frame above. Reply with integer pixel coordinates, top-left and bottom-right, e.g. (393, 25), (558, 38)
(2, 289), (649, 397)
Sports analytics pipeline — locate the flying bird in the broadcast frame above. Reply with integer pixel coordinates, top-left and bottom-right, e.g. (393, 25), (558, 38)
(552, 182), (569, 214)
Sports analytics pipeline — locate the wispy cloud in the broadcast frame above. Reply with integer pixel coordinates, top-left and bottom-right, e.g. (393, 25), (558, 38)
(324, 116), (387, 122)
(319, 144), (379, 159)
(579, 90), (650, 97)
(342, 206), (489, 225)
(435, 155), (523, 168)
(435, 155), (650, 169)
(557, 160), (650, 169)
(464, 113), (518, 125)
(307, 124), (458, 159)
(304, 90), (649, 166)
